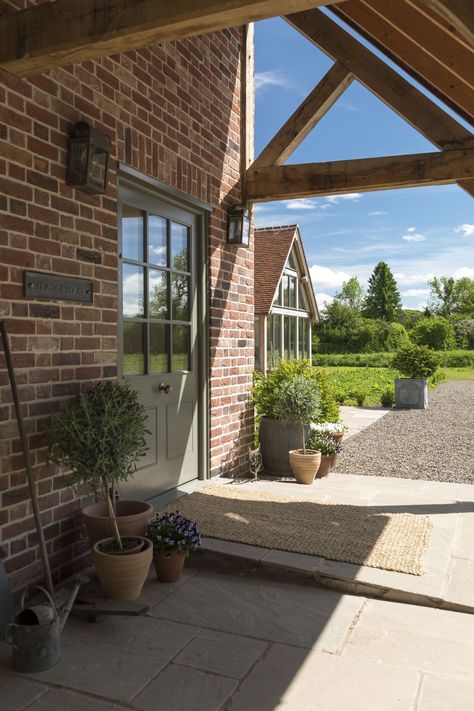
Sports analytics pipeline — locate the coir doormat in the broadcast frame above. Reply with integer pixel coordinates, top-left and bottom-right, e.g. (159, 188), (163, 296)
(162, 484), (432, 576)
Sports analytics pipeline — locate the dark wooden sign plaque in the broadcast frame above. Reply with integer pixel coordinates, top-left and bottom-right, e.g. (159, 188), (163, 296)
(24, 271), (93, 303)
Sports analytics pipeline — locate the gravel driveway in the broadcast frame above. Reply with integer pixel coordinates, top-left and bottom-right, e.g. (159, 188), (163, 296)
(335, 381), (474, 484)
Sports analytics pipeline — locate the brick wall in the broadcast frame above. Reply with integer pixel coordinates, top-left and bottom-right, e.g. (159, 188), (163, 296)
(0, 3), (254, 592)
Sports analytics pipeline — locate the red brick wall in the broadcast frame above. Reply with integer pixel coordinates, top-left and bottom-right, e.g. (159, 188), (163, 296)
(0, 5), (254, 592)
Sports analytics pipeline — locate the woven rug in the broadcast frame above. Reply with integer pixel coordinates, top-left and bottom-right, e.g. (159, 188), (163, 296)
(162, 484), (432, 576)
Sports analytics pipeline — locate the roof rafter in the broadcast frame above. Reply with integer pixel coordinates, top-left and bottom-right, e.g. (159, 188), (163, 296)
(246, 149), (474, 202)
(0, 0), (344, 76)
(420, 0), (474, 47)
(332, 0), (474, 124)
(285, 8), (474, 198)
(252, 61), (353, 169)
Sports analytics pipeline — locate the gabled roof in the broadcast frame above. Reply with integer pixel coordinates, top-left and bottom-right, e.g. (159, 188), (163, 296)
(254, 224), (319, 320)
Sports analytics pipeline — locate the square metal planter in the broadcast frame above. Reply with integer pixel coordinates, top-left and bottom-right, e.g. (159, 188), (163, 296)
(395, 378), (428, 409)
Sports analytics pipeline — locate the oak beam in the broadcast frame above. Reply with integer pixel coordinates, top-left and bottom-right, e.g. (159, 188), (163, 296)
(245, 149), (474, 202)
(334, 0), (474, 123)
(421, 0), (474, 47)
(285, 9), (474, 198)
(0, 0), (343, 76)
(252, 62), (352, 169)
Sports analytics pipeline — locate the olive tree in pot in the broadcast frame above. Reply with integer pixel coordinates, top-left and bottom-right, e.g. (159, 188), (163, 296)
(274, 375), (322, 485)
(253, 361), (339, 476)
(46, 380), (153, 601)
(392, 344), (439, 410)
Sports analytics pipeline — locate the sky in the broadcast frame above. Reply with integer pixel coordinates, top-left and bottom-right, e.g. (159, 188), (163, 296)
(253, 15), (474, 311)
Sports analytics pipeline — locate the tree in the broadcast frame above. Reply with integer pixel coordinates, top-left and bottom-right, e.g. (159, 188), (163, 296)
(411, 316), (456, 350)
(364, 262), (401, 322)
(428, 276), (474, 317)
(334, 277), (365, 311)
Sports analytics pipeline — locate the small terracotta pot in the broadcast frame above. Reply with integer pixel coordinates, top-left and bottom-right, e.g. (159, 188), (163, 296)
(326, 432), (344, 444)
(93, 536), (152, 602)
(317, 454), (332, 478)
(82, 500), (153, 546)
(289, 449), (321, 485)
(153, 551), (186, 583)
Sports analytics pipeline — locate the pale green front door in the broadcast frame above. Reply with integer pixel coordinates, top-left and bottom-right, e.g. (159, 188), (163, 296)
(117, 182), (200, 500)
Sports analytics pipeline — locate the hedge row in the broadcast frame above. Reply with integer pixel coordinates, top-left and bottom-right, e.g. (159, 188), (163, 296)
(313, 350), (474, 368)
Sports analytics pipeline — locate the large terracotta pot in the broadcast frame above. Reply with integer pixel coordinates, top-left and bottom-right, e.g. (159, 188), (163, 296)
(153, 551), (186, 583)
(82, 500), (153, 546)
(289, 449), (321, 485)
(259, 418), (311, 476)
(93, 536), (152, 602)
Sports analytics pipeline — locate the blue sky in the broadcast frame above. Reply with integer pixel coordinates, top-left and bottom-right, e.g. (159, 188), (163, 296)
(253, 16), (474, 310)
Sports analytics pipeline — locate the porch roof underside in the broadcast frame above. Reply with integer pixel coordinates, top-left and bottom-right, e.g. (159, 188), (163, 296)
(0, 2), (472, 203)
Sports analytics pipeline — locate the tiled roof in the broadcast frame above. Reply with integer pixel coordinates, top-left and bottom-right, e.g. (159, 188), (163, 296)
(254, 225), (297, 315)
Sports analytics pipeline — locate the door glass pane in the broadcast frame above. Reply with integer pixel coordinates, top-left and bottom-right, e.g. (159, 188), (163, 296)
(149, 269), (168, 319)
(150, 323), (168, 373)
(171, 223), (189, 271)
(171, 273), (189, 321)
(148, 215), (167, 266)
(122, 263), (144, 317)
(122, 206), (143, 262)
(123, 322), (144, 374)
(172, 325), (190, 371)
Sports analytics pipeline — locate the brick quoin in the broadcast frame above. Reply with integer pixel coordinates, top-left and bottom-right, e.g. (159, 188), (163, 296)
(0, 2), (254, 593)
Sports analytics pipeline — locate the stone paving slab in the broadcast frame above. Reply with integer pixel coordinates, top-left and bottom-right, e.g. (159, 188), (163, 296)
(199, 474), (474, 612)
(340, 405), (389, 439)
(2, 570), (474, 710)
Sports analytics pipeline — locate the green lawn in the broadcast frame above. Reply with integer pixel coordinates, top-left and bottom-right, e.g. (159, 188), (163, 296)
(443, 367), (474, 380)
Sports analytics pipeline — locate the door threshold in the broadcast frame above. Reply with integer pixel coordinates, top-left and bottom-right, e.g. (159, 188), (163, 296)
(147, 477), (215, 511)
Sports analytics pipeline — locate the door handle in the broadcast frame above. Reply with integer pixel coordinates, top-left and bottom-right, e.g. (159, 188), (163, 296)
(158, 382), (172, 394)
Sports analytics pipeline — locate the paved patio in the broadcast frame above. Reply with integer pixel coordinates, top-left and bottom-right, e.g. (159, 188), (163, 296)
(199, 473), (474, 612)
(2, 565), (474, 710)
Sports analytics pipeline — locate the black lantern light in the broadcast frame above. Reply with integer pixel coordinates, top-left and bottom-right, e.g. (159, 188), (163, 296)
(227, 204), (251, 247)
(66, 121), (111, 195)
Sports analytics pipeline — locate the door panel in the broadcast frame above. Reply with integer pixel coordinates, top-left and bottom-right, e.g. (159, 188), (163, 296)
(118, 183), (200, 501)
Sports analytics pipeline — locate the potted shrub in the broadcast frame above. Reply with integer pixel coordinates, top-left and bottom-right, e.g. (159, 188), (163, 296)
(310, 422), (347, 444)
(392, 344), (439, 409)
(146, 512), (201, 583)
(274, 374), (322, 485)
(46, 380), (153, 601)
(252, 361), (339, 476)
(309, 434), (342, 478)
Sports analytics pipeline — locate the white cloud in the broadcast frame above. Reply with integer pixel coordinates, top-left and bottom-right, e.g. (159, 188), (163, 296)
(394, 272), (434, 285)
(407, 227), (416, 233)
(402, 232), (426, 242)
(401, 288), (430, 297)
(324, 193), (361, 204)
(255, 70), (293, 92)
(284, 199), (316, 210)
(368, 211), (387, 216)
(316, 292), (334, 310)
(454, 267), (474, 278)
(310, 264), (352, 290)
(455, 224), (474, 237)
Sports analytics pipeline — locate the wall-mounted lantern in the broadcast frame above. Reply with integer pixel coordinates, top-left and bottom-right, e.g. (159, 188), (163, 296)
(227, 204), (251, 247)
(66, 121), (111, 195)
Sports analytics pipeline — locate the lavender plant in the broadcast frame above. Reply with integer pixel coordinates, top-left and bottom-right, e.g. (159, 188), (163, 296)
(308, 434), (342, 456)
(146, 512), (201, 558)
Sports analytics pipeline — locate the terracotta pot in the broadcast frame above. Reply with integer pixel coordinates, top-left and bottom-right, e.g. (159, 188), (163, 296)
(289, 449), (321, 485)
(326, 432), (344, 444)
(82, 500), (153, 546)
(153, 551), (186, 583)
(316, 454), (332, 478)
(93, 536), (152, 602)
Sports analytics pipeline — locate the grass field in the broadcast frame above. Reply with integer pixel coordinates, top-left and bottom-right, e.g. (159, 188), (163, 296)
(443, 367), (474, 380)
(316, 365), (474, 407)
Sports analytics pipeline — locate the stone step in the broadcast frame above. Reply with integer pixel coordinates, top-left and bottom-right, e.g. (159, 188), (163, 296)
(194, 537), (474, 615)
